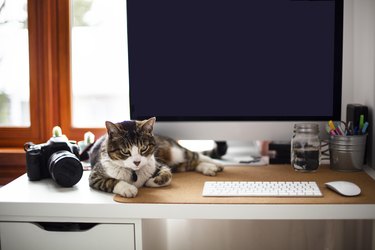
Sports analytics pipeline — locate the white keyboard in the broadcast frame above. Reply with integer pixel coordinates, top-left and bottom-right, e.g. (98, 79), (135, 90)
(202, 181), (323, 197)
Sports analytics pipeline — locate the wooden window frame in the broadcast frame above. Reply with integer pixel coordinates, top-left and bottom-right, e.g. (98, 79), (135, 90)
(0, 0), (106, 147)
(0, 1), (57, 148)
(0, 0), (105, 184)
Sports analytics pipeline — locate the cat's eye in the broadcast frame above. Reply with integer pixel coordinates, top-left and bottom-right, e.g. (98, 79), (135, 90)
(140, 145), (149, 153)
(121, 149), (131, 156)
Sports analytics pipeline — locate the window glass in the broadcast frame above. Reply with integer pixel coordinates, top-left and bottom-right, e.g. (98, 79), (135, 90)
(71, 0), (130, 127)
(0, 0), (30, 127)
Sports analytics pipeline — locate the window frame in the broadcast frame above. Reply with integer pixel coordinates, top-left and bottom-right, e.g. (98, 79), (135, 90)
(0, 0), (105, 149)
(0, 1), (58, 147)
(0, 0), (105, 184)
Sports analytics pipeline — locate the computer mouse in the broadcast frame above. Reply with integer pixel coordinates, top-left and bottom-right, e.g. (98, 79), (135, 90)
(325, 181), (361, 196)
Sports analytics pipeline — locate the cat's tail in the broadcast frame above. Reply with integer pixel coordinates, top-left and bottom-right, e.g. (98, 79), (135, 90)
(202, 141), (228, 159)
(154, 135), (224, 176)
(171, 148), (224, 176)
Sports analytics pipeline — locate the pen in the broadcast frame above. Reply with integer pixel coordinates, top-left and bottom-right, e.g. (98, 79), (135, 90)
(361, 121), (369, 134)
(328, 120), (336, 131)
(346, 121), (353, 135)
(325, 124), (336, 135)
(328, 120), (340, 135)
(329, 130), (336, 136)
(354, 126), (359, 135)
(334, 121), (344, 135)
(359, 114), (364, 130)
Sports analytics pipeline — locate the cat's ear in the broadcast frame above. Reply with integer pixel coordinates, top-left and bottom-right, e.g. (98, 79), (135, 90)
(141, 117), (156, 134)
(105, 121), (121, 137)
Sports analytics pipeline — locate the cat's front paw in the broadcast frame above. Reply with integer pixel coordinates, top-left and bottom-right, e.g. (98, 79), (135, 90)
(113, 181), (138, 198)
(197, 162), (223, 176)
(145, 166), (172, 187)
(154, 170), (172, 186)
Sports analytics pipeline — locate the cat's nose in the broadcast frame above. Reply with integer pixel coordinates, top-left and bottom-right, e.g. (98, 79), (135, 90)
(133, 161), (141, 166)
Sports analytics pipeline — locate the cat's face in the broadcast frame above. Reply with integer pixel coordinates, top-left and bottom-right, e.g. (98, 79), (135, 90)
(105, 117), (156, 171)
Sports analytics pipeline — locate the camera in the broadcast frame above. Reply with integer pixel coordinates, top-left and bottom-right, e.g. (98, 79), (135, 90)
(24, 131), (83, 187)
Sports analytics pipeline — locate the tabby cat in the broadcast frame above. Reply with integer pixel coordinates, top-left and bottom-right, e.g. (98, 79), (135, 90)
(88, 117), (223, 197)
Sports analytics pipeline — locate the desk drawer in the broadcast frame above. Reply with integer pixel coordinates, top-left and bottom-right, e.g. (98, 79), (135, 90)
(0, 222), (135, 250)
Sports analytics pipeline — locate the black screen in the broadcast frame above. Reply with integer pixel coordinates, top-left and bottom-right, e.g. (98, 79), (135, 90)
(127, 0), (343, 121)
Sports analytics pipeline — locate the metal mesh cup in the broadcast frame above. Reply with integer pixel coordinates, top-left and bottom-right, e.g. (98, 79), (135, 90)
(329, 134), (367, 171)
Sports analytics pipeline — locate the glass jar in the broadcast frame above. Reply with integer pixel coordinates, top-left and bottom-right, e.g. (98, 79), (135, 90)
(291, 123), (321, 172)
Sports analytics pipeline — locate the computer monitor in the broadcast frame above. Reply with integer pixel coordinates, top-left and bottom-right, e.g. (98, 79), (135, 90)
(126, 0), (343, 142)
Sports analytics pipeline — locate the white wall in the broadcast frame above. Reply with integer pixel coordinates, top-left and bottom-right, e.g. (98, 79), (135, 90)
(343, 0), (375, 167)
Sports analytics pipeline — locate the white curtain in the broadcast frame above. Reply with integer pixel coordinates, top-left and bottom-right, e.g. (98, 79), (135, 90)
(142, 219), (373, 250)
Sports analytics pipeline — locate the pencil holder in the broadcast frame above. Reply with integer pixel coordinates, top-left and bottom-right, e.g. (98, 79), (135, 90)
(329, 134), (367, 171)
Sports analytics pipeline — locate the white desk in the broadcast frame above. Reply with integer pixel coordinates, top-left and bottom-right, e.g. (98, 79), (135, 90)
(1, 169), (375, 250)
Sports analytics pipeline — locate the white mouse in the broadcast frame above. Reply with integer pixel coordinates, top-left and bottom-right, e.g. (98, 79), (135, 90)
(325, 181), (361, 196)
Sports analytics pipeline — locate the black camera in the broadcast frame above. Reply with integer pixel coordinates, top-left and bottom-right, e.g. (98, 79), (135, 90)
(24, 134), (83, 187)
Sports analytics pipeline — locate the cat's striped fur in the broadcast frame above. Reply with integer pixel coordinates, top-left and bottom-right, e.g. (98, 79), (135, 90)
(89, 117), (223, 197)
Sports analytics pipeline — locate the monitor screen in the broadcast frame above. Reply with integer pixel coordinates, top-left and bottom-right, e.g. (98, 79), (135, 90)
(127, 0), (342, 123)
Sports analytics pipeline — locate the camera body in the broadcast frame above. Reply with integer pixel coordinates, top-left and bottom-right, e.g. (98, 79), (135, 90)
(25, 136), (83, 187)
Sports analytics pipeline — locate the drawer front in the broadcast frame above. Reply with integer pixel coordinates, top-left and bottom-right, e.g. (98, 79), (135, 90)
(0, 222), (135, 250)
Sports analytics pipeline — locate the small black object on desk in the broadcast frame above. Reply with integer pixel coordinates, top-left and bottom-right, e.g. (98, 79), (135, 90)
(269, 141), (291, 164)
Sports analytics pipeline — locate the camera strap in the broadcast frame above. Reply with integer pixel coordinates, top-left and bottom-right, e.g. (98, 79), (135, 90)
(79, 142), (96, 161)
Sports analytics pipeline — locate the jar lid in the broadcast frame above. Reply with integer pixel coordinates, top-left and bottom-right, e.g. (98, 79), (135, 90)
(294, 123), (319, 133)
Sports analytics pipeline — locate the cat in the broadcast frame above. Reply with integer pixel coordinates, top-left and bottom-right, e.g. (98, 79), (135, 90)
(88, 117), (224, 198)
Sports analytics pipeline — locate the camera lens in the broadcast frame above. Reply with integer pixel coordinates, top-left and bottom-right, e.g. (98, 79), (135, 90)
(48, 150), (83, 187)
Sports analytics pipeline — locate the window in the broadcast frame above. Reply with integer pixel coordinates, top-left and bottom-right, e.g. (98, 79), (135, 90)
(0, 0), (53, 184)
(60, 0), (130, 140)
(0, 0), (48, 148)
(0, 0), (130, 183)
(0, 0), (30, 127)
(71, 0), (130, 127)
(0, 0), (130, 147)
